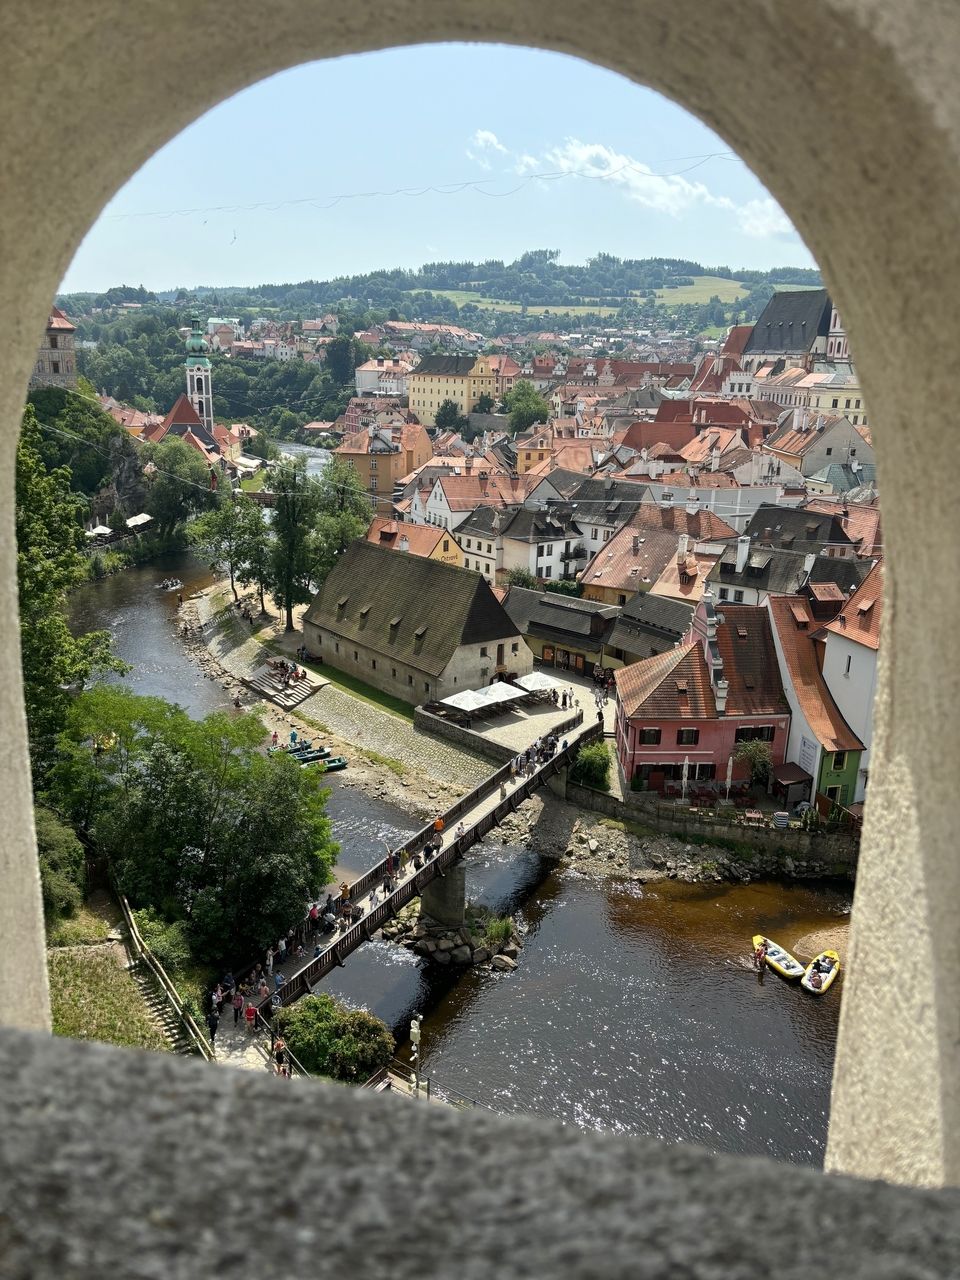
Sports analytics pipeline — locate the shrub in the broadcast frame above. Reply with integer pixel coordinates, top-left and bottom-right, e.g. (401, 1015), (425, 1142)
(276, 993), (395, 1083)
(35, 805), (85, 924)
(134, 908), (192, 973)
(570, 741), (611, 792)
(483, 915), (515, 947)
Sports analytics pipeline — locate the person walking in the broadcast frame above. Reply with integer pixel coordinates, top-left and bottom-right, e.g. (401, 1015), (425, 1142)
(232, 989), (244, 1026)
(206, 1009), (219, 1046)
(433, 814), (445, 836)
(265, 945), (274, 976)
(244, 1002), (257, 1035)
(271, 730), (279, 748)
(277, 935), (287, 965)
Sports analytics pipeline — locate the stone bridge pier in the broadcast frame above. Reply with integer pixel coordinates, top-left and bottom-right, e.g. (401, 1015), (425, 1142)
(420, 860), (466, 928)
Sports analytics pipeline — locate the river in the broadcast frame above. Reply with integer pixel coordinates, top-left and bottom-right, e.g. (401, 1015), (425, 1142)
(71, 546), (850, 1167)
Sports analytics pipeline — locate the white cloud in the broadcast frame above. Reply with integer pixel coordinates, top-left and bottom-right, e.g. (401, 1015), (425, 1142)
(463, 131), (797, 240)
(734, 196), (794, 238)
(466, 128), (509, 170)
(541, 137), (734, 218)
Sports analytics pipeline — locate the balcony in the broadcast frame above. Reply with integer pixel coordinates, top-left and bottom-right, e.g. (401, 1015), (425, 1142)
(560, 543), (587, 561)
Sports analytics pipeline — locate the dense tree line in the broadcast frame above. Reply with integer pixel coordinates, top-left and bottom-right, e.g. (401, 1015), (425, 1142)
(58, 252), (822, 350)
(70, 308), (358, 433)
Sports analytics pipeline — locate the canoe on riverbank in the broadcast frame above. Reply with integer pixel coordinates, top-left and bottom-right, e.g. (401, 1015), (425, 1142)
(752, 934), (805, 980)
(801, 949), (841, 995)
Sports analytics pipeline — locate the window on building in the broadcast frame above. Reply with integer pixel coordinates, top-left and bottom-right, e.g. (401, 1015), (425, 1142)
(408, 675), (414, 686)
(424, 683), (430, 694)
(353, 651), (359, 662)
(392, 668), (397, 679)
(844, 654), (852, 676)
(50, 334), (58, 350)
(486, 543), (492, 554)
(845, 399), (851, 409)
(850, 447), (856, 456)
(334, 643), (339, 653)
(677, 728), (700, 745)
(51, 361), (60, 374)
(511, 643), (519, 654)
(618, 594), (627, 605)
(480, 647), (488, 657)
(443, 540), (449, 552)
(833, 751), (847, 771)
(544, 566), (552, 579)
(370, 459), (377, 469)
(591, 528), (598, 541)
(831, 398), (839, 409)
(639, 728), (661, 745)
(718, 587), (729, 600)
(603, 529), (611, 542)
(733, 590), (744, 603)
(855, 399), (861, 408)
(825, 447), (833, 456)
(371, 659), (377, 670)
(734, 725), (776, 743)
(536, 545), (544, 558)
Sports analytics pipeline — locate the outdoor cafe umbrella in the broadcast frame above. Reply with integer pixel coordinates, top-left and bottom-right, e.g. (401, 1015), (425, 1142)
(681, 755), (690, 803)
(725, 754), (734, 800)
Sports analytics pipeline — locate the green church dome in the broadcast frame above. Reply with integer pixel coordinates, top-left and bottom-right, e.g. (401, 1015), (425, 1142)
(184, 313), (209, 354)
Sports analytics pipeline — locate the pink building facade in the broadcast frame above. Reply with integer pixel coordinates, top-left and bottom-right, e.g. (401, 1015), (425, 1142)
(613, 596), (790, 792)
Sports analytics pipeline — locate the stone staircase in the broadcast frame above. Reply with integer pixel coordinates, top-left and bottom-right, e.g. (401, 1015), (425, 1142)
(242, 663), (324, 710)
(124, 948), (196, 1057)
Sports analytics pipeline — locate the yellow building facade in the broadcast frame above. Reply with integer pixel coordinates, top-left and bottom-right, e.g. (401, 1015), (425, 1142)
(408, 354), (497, 426)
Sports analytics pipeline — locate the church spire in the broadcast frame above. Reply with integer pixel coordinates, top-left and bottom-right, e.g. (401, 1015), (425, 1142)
(184, 313), (213, 433)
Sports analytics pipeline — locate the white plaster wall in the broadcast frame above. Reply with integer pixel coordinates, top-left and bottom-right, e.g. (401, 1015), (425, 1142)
(822, 632), (877, 802)
(1, 0), (959, 1188)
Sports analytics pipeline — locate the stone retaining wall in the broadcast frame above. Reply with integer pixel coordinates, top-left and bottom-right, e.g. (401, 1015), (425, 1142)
(566, 783), (859, 872)
(413, 709), (517, 763)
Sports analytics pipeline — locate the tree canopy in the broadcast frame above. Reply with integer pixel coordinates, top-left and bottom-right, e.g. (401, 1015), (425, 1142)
(503, 380), (550, 435)
(48, 686), (338, 964)
(16, 405), (122, 771)
(275, 993), (394, 1082)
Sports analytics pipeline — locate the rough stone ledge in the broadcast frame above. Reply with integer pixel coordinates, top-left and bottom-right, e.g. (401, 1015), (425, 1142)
(0, 1028), (958, 1280)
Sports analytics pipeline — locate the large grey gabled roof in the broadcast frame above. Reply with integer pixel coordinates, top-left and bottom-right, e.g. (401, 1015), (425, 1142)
(304, 541), (519, 676)
(743, 289), (832, 355)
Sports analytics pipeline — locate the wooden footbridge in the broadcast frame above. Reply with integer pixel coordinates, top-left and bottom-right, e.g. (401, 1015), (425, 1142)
(252, 712), (600, 1014)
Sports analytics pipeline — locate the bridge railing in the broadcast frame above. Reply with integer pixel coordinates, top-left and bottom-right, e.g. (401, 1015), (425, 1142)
(261, 719), (602, 1010)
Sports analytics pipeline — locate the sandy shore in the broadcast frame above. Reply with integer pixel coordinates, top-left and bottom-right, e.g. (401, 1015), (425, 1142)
(794, 923), (850, 958)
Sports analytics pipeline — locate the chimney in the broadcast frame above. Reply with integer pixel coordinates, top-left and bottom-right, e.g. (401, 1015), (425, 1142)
(762, 527), (773, 545)
(377, 356), (384, 366)
(802, 552), (816, 576)
(398, 535), (410, 553)
(632, 534), (641, 554)
(710, 445), (721, 472)
(702, 591), (718, 641)
(677, 533), (689, 563)
(661, 503), (675, 529)
(478, 474), (488, 495)
(686, 489), (699, 516)
(714, 677), (729, 715)
(735, 535), (750, 574)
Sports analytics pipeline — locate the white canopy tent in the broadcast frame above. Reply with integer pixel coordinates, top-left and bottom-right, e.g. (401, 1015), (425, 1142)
(85, 525), (113, 538)
(513, 671), (567, 694)
(439, 684), (527, 714)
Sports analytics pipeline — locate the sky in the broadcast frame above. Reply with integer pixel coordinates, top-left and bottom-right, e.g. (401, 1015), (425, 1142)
(61, 44), (814, 293)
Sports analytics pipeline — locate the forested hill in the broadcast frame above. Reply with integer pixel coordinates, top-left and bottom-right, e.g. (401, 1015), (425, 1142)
(58, 250), (820, 328)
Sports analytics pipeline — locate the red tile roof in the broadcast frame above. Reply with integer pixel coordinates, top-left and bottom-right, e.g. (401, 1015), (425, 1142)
(162, 394), (203, 432)
(822, 561), (882, 650)
(48, 306), (76, 332)
(768, 596), (864, 750)
(366, 517), (447, 558)
(615, 606), (787, 719)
